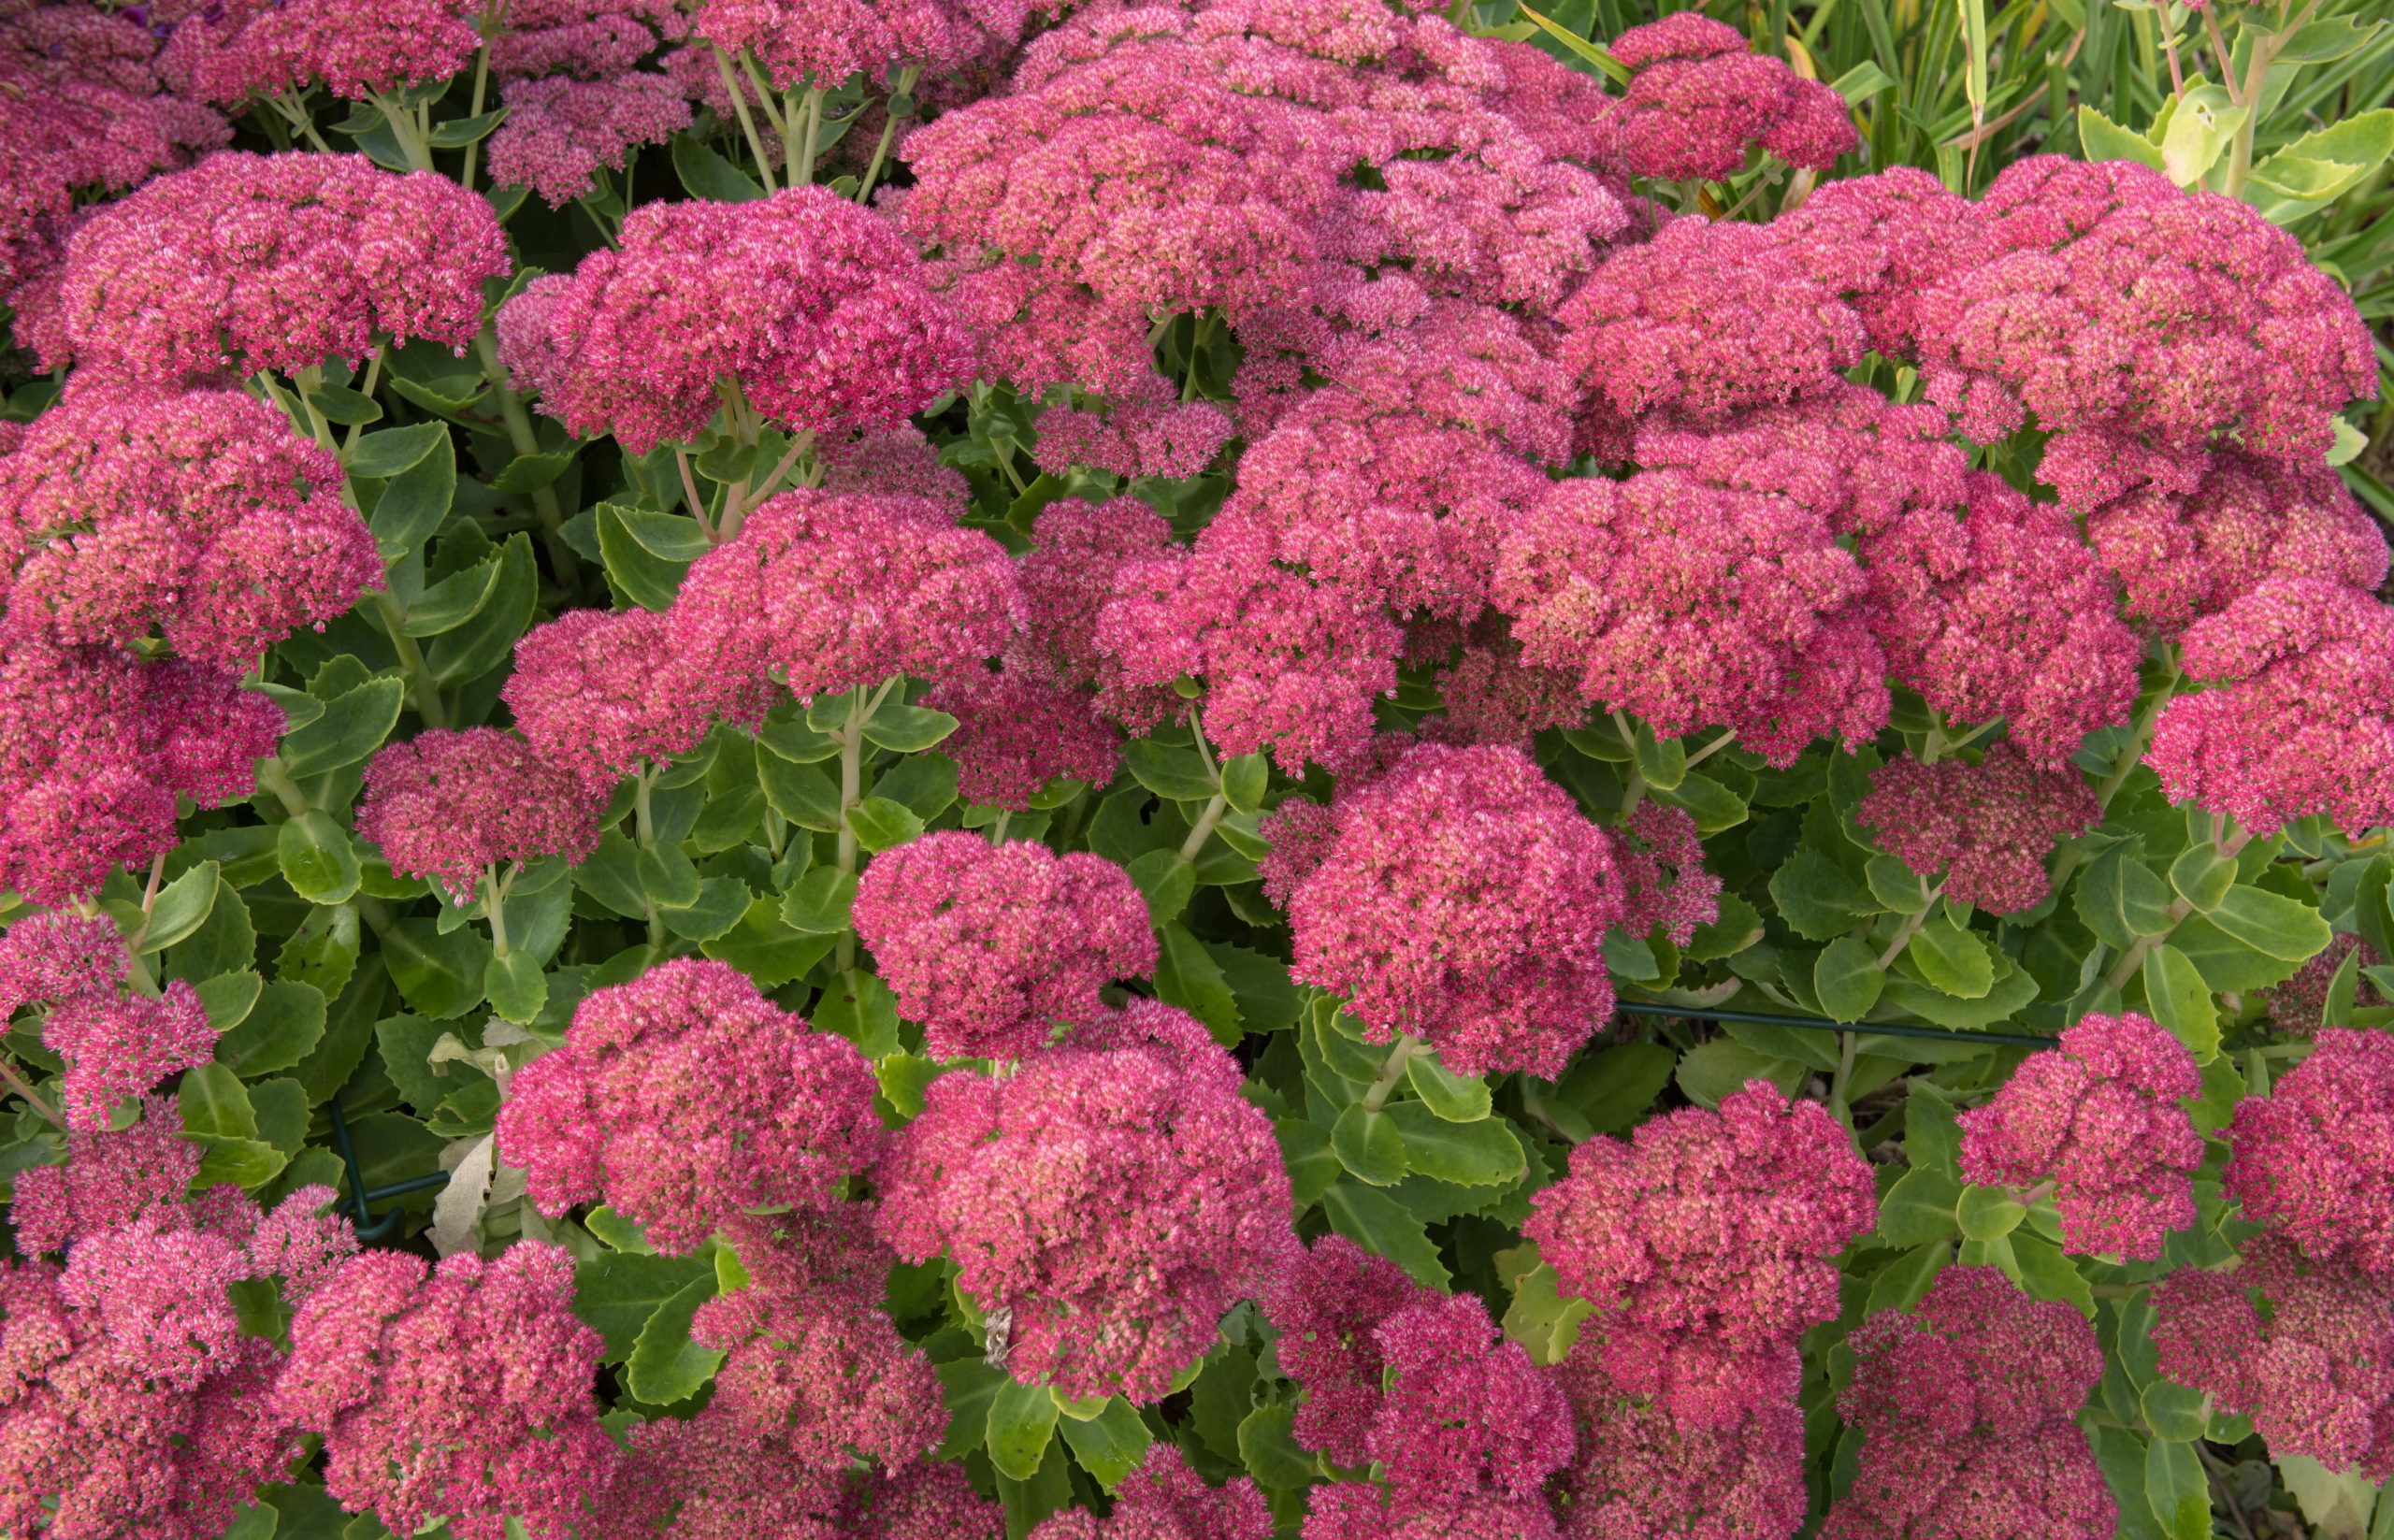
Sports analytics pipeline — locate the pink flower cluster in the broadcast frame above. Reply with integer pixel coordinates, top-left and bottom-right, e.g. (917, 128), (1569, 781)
(2154, 1233), (2394, 1480)
(2224, 1028), (2394, 1280)
(693, 0), (1028, 92)
(1827, 1267), (2114, 1539)
(2269, 934), (2386, 1038)
(0, 910), (215, 1130)
(1593, 13), (1856, 182)
(485, 0), (692, 207)
(1523, 1081), (1875, 1429)
(875, 1000), (1293, 1400)
(1956, 1011), (2202, 1258)
(1491, 472), (1886, 768)
(496, 187), (974, 455)
(0, 641), (280, 904)
(355, 727), (605, 903)
(1550, 1337), (1805, 1540)
(1857, 743), (2100, 915)
(2147, 577), (2394, 836)
(920, 666), (1121, 811)
(0, 385), (381, 667)
(1286, 741), (1625, 1079)
(47, 151), (508, 382)
(275, 1241), (632, 1540)
(851, 831), (1156, 1060)
(1613, 802), (1724, 948)
(1265, 1237), (1574, 1536)
(497, 957), (887, 1254)
(5, 1103), (355, 1540)
(504, 605), (755, 789)
(1034, 1446), (1270, 1540)
(162, 0), (481, 103)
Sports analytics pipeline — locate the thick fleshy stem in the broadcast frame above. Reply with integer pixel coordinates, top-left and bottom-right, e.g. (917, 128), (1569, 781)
(370, 591), (452, 729)
(1874, 876), (1948, 968)
(632, 762), (665, 947)
(833, 677), (903, 970)
(2101, 823), (2257, 991)
(713, 46), (779, 193)
(470, 330), (581, 585)
(857, 65), (921, 204)
(459, 4), (501, 193)
(1175, 708), (1229, 864)
(482, 862), (519, 957)
(1362, 1033), (1427, 1115)
(0, 1056), (64, 1129)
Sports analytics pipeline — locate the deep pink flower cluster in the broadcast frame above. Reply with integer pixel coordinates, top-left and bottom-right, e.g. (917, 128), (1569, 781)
(1429, 630), (1586, 749)
(0, 386), (380, 666)
(1285, 741), (1625, 1079)
(488, 74), (694, 208)
(1491, 472), (1886, 767)
(921, 667), (1121, 811)
(2146, 577), (2394, 836)
(1827, 1267), (2114, 1539)
(1857, 743), (2100, 914)
(1264, 1237), (1572, 1534)
(489, 0), (689, 79)
(1910, 156), (2375, 466)
(497, 957), (886, 1254)
(275, 1242), (630, 1540)
(355, 727), (605, 903)
(851, 831), (1156, 1060)
(504, 605), (759, 789)
(0, 909), (215, 1130)
(674, 487), (1022, 702)
(1862, 475), (2141, 764)
(161, 0), (480, 103)
(2269, 934), (2386, 1038)
(1031, 379), (1235, 482)
(1017, 496), (1175, 714)
(1095, 512), (1401, 773)
(496, 186), (974, 455)
(694, 0), (1026, 93)
(875, 1000), (1293, 1400)
(2224, 1028), (2394, 1280)
(47, 151), (508, 382)
(1593, 13), (1855, 182)
(1550, 1337), (1806, 1540)
(1033, 1446), (1271, 1540)
(0, 642), (280, 904)
(4, 1103), (355, 1540)
(1523, 1081), (1875, 1429)
(1614, 802), (1723, 948)
(2154, 1233), (2394, 1479)
(0, 3), (224, 306)
(1765, 166), (1986, 360)
(1956, 1010), (2202, 1258)
(2080, 453), (2388, 638)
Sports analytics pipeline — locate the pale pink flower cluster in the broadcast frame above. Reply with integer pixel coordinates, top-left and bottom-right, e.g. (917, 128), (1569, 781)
(1593, 12), (1856, 182)
(1862, 475), (2141, 764)
(1956, 1011), (2202, 1258)
(1491, 472), (1887, 767)
(2078, 453), (2387, 640)
(851, 831), (1157, 1060)
(0, 911), (214, 1130)
(2224, 1028), (2394, 1280)
(2146, 577), (2394, 835)
(1614, 802), (1723, 948)
(1550, 1337), (1806, 1540)
(5, 1104), (355, 1540)
(1857, 743), (2100, 914)
(673, 488), (1022, 702)
(1034, 1446), (1271, 1540)
(875, 1000), (1294, 1400)
(1265, 1237), (1573, 1536)
(1286, 741), (1625, 1079)
(0, 643), (280, 904)
(1911, 156), (2376, 466)
(496, 186), (973, 455)
(0, 386), (380, 667)
(0, 3), (225, 305)
(2154, 1233), (2394, 1479)
(48, 151), (508, 381)
(355, 727), (606, 903)
(275, 1242), (631, 1540)
(1827, 1267), (2114, 1539)
(1523, 1081), (1875, 1429)
(1095, 511), (1401, 772)
(497, 957), (887, 1254)
(161, 0), (480, 102)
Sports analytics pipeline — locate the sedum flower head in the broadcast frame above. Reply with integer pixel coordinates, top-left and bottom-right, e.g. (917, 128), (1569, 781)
(497, 957), (886, 1255)
(1287, 741), (1625, 1079)
(875, 1000), (1294, 1401)
(160, 0), (480, 103)
(1857, 742), (2100, 915)
(1550, 1336), (1805, 1540)
(51, 151), (508, 382)
(1827, 1266), (2114, 1539)
(2225, 1027), (2394, 1280)
(505, 605), (765, 790)
(920, 667), (1121, 813)
(1955, 1010), (2202, 1259)
(496, 186), (973, 456)
(1595, 13), (1855, 182)
(486, 74), (692, 209)
(1614, 802), (1724, 949)
(852, 831), (1157, 1060)
(1031, 1445), (1272, 1540)
(354, 727), (605, 904)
